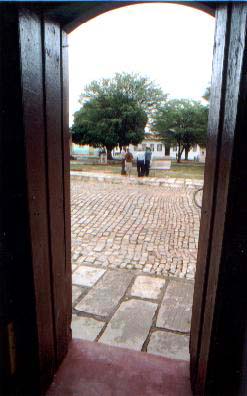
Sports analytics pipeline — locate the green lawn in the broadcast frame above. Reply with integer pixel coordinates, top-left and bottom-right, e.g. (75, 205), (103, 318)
(70, 160), (204, 180)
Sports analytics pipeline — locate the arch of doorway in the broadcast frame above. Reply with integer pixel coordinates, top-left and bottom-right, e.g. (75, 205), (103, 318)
(44, 2), (215, 33)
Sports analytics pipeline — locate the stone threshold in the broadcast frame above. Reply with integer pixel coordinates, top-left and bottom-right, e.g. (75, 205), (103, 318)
(46, 339), (192, 396)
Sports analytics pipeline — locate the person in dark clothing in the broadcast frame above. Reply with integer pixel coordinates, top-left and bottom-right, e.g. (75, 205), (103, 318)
(136, 150), (145, 177)
(125, 149), (133, 177)
(120, 147), (127, 175)
(144, 147), (152, 176)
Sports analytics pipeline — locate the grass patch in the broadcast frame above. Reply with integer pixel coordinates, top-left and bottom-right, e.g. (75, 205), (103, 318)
(70, 160), (204, 180)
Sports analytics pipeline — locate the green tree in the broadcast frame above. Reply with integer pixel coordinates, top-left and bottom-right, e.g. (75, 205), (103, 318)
(203, 85), (211, 102)
(72, 93), (147, 160)
(80, 72), (167, 118)
(152, 99), (208, 163)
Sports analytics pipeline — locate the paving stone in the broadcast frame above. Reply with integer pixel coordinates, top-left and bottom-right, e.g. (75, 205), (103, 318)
(72, 264), (77, 272)
(130, 276), (166, 300)
(156, 281), (193, 332)
(99, 299), (157, 351)
(71, 180), (201, 280)
(72, 265), (105, 287)
(71, 315), (105, 341)
(147, 331), (190, 361)
(75, 271), (133, 317)
(72, 285), (83, 304)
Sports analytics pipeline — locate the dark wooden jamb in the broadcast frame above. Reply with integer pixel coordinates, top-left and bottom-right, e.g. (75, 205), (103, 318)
(191, 3), (247, 395)
(190, 2), (230, 388)
(45, 2), (215, 34)
(61, 29), (72, 345)
(0, 7), (45, 395)
(19, 9), (56, 391)
(18, 8), (72, 393)
(43, 16), (69, 365)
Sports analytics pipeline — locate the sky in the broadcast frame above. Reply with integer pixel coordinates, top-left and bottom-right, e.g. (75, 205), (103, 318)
(68, 3), (215, 125)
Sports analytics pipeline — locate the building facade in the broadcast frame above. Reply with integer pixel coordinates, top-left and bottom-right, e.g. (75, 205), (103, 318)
(129, 140), (206, 162)
(72, 140), (206, 162)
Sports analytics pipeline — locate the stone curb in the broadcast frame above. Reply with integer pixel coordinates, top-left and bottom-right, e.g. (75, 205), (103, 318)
(70, 171), (204, 189)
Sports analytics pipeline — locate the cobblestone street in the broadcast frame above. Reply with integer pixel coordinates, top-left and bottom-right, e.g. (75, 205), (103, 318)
(71, 178), (201, 280)
(71, 176), (202, 358)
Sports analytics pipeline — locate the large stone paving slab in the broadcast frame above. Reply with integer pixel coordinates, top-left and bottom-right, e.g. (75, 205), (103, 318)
(130, 276), (166, 300)
(99, 299), (157, 351)
(72, 265), (105, 287)
(156, 281), (194, 332)
(71, 315), (105, 341)
(72, 285), (83, 304)
(147, 331), (190, 361)
(75, 270), (133, 317)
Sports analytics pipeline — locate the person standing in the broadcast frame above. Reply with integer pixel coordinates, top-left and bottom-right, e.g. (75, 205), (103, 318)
(144, 147), (152, 176)
(120, 147), (126, 175)
(125, 149), (133, 177)
(136, 149), (145, 177)
(99, 147), (106, 164)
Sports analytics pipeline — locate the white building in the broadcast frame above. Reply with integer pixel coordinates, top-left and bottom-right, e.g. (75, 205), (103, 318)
(169, 144), (206, 162)
(128, 135), (206, 162)
(71, 136), (206, 163)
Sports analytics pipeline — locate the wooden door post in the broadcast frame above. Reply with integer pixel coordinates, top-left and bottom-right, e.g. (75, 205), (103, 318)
(0, 7), (72, 395)
(190, 3), (247, 395)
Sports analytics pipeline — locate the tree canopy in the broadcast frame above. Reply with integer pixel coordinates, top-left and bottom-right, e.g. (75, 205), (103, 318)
(79, 72), (167, 118)
(72, 73), (166, 159)
(152, 99), (208, 162)
(72, 92), (147, 159)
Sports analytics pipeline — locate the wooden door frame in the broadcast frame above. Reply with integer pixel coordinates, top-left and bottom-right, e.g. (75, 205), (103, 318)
(190, 4), (247, 394)
(1, 2), (247, 395)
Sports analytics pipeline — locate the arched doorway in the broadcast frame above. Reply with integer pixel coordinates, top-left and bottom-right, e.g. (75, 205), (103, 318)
(1, 3), (247, 395)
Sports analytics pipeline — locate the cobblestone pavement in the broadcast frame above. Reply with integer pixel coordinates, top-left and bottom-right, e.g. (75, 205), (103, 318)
(71, 179), (201, 280)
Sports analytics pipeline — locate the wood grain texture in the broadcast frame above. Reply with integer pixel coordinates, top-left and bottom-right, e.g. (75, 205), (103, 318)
(193, 4), (247, 395)
(61, 30), (72, 344)
(204, 5), (247, 395)
(19, 9), (55, 390)
(2, 3), (247, 395)
(0, 9), (9, 392)
(43, 18), (68, 366)
(190, 4), (230, 388)
(43, 2), (215, 33)
(0, 7), (44, 395)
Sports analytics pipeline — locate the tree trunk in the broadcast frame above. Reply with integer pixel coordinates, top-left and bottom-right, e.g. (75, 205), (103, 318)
(185, 147), (189, 161)
(177, 146), (184, 163)
(106, 146), (114, 160)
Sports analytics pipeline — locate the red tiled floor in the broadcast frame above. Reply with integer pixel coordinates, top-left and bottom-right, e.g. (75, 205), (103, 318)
(46, 339), (192, 396)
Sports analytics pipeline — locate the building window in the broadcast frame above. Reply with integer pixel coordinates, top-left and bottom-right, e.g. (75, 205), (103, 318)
(165, 145), (170, 156)
(193, 145), (197, 152)
(172, 146), (177, 151)
(142, 143), (146, 151)
(134, 145), (138, 151)
(150, 144), (154, 152)
(157, 144), (162, 152)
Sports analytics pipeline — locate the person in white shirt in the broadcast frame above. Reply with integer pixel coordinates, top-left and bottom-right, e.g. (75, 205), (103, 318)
(120, 147), (126, 175)
(136, 150), (145, 177)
